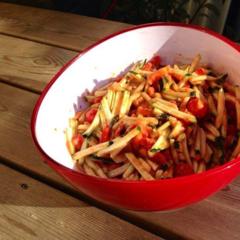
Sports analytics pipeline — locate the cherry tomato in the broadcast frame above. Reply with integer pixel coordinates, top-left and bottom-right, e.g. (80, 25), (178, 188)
(174, 163), (194, 177)
(195, 68), (206, 75)
(114, 123), (125, 137)
(148, 66), (169, 85)
(115, 76), (123, 82)
(72, 133), (84, 151)
(104, 163), (120, 171)
(194, 154), (201, 162)
(85, 108), (97, 123)
(137, 106), (152, 117)
(147, 86), (155, 97)
(149, 55), (161, 68)
(226, 101), (236, 124)
(187, 97), (208, 118)
(132, 137), (154, 157)
(92, 96), (102, 104)
(100, 125), (111, 142)
(150, 152), (168, 166)
(142, 62), (153, 71)
(225, 124), (236, 148)
(131, 126), (153, 152)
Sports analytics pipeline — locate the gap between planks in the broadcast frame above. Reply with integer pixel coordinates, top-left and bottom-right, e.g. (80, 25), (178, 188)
(1, 80), (240, 240)
(0, 77), (42, 95)
(0, 31), (82, 52)
(0, 163), (162, 240)
(0, 157), (176, 240)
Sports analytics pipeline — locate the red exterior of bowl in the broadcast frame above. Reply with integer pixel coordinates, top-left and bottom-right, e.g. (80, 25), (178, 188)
(44, 156), (240, 211)
(31, 23), (240, 211)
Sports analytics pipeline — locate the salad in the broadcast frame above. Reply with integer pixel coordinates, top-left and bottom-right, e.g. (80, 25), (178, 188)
(66, 54), (240, 180)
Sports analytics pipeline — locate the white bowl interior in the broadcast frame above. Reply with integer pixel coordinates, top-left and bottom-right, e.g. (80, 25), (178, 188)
(35, 25), (240, 169)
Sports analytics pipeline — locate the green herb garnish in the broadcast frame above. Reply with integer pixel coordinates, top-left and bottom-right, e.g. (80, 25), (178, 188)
(174, 141), (180, 149)
(137, 126), (141, 131)
(129, 70), (138, 75)
(237, 130), (240, 138)
(219, 154), (225, 164)
(158, 113), (169, 120)
(150, 148), (162, 153)
(110, 116), (119, 128)
(195, 149), (201, 154)
(190, 91), (196, 97)
(108, 140), (114, 146)
(208, 86), (220, 93)
(91, 155), (114, 164)
(215, 136), (225, 149)
(141, 59), (147, 68)
(185, 73), (192, 77)
(161, 164), (169, 171)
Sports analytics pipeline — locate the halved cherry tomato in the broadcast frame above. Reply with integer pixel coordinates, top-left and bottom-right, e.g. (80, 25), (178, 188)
(85, 108), (97, 123)
(195, 68), (206, 75)
(100, 125), (111, 142)
(72, 133), (84, 151)
(174, 162), (193, 177)
(187, 97), (208, 118)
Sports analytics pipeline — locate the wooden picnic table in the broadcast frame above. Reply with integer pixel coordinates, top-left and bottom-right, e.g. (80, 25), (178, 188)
(0, 2), (240, 240)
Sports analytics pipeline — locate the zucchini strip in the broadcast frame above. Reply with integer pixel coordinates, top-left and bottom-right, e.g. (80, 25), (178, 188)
(73, 141), (111, 160)
(123, 164), (135, 178)
(207, 95), (217, 115)
(200, 128), (206, 158)
(119, 91), (130, 117)
(101, 97), (113, 123)
(83, 111), (100, 136)
(108, 163), (130, 178)
(149, 128), (170, 156)
(153, 102), (196, 123)
(215, 88), (225, 128)
(204, 123), (220, 137)
(125, 153), (154, 180)
(77, 138), (88, 165)
(182, 135), (192, 166)
(189, 54), (201, 73)
(96, 127), (140, 156)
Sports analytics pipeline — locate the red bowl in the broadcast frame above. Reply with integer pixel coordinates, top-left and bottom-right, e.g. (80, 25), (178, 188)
(31, 23), (240, 211)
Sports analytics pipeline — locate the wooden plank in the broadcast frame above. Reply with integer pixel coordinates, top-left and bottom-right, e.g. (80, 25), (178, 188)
(1, 83), (240, 240)
(0, 82), (71, 186)
(0, 34), (77, 92)
(0, 164), (160, 240)
(0, 2), (130, 51)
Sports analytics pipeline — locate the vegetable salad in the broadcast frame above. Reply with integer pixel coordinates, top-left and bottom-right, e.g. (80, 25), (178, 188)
(66, 54), (240, 180)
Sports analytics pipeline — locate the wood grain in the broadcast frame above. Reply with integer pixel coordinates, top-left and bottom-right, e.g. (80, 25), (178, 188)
(0, 34), (77, 92)
(0, 164), (160, 240)
(0, 2), (130, 51)
(1, 82), (240, 240)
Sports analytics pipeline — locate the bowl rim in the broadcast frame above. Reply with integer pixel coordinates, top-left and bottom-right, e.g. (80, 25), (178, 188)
(31, 22), (240, 184)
